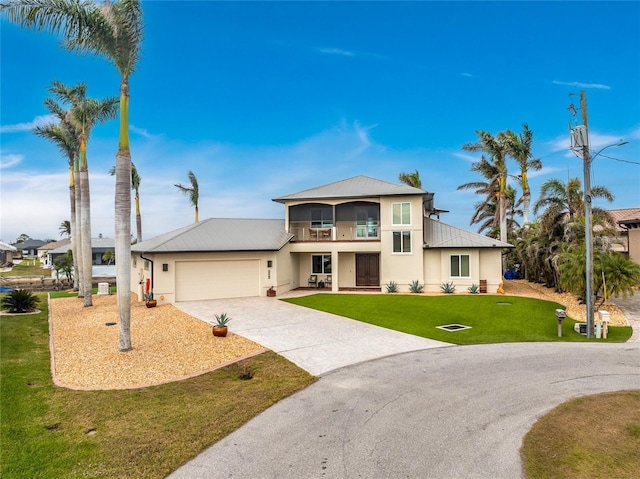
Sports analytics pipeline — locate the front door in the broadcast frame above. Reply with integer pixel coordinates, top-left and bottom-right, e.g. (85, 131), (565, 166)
(356, 253), (379, 286)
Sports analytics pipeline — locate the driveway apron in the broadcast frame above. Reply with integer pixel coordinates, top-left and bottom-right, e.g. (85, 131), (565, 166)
(174, 294), (450, 376)
(168, 342), (640, 479)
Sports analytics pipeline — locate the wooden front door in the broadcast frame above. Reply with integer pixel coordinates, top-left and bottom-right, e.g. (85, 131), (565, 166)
(356, 253), (380, 286)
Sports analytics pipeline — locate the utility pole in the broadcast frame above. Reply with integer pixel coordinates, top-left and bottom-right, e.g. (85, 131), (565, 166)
(581, 90), (594, 338)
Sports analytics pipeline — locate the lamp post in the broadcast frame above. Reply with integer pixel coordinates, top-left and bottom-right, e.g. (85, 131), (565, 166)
(579, 92), (628, 338)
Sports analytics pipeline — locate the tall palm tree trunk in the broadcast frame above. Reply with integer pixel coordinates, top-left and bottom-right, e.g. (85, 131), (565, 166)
(499, 176), (508, 244)
(79, 138), (93, 307)
(116, 78), (132, 352)
(74, 168), (85, 298)
(135, 191), (142, 243)
(522, 188), (531, 227)
(68, 166), (80, 291)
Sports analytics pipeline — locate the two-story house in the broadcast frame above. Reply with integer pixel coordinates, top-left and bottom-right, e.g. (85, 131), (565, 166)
(130, 175), (511, 303)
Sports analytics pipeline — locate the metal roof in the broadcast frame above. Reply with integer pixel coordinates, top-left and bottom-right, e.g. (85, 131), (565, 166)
(131, 218), (293, 253)
(423, 218), (513, 249)
(273, 175), (426, 203)
(49, 237), (114, 254)
(0, 241), (17, 251)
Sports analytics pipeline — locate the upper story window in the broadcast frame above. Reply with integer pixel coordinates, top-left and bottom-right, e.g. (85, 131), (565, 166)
(392, 202), (411, 225)
(311, 208), (333, 228)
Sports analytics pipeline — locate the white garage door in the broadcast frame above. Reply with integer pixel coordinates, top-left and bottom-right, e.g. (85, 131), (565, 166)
(175, 260), (260, 301)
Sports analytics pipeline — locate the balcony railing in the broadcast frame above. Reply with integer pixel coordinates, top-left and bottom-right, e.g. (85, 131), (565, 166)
(290, 221), (380, 242)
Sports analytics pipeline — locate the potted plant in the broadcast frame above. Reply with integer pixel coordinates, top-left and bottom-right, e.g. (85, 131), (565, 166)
(267, 286), (276, 297)
(213, 313), (231, 337)
(144, 290), (157, 308)
(143, 278), (157, 307)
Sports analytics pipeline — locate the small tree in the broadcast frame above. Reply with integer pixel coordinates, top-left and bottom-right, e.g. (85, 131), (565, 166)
(54, 250), (74, 282)
(102, 249), (115, 266)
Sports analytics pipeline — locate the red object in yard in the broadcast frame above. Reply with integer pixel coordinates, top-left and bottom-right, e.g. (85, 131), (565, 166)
(146, 278), (151, 293)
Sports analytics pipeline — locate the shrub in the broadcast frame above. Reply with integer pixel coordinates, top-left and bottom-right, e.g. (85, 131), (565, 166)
(409, 280), (424, 293)
(1, 289), (40, 313)
(386, 281), (398, 293)
(468, 283), (479, 294)
(440, 282), (456, 294)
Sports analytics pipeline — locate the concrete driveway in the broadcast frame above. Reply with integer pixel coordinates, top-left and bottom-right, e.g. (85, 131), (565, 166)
(174, 293), (450, 376)
(171, 293), (640, 478)
(169, 342), (640, 479)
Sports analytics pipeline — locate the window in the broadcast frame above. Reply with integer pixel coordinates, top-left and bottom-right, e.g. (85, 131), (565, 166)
(392, 202), (411, 225)
(450, 254), (470, 277)
(144, 260), (150, 271)
(311, 208), (333, 228)
(392, 231), (411, 253)
(312, 254), (332, 274)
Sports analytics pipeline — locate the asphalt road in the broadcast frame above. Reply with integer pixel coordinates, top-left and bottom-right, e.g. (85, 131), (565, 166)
(168, 342), (640, 479)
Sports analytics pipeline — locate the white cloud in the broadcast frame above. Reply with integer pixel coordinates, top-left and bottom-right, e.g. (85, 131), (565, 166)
(0, 153), (24, 169)
(0, 114), (58, 133)
(552, 80), (611, 90)
(317, 47), (355, 57)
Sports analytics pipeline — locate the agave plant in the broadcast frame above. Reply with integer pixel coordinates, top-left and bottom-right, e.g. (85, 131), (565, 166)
(1, 289), (40, 313)
(468, 283), (480, 294)
(441, 282), (456, 294)
(386, 281), (398, 293)
(214, 313), (232, 327)
(409, 280), (424, 293)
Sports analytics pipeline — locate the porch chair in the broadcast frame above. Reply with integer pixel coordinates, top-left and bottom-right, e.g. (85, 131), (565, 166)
(308, 275), (318, 288)
(325, 275), (332, 289)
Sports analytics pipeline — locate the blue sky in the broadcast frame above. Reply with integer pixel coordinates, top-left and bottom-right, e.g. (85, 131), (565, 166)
(1, 0), (639, 244)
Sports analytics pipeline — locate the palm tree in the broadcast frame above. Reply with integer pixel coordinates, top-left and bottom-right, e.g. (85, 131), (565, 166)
(48, 80), (118, 307)
(102, 248), (115, 266)
(398, 170), (422, 189)
(110, 162), (142, 242)
(501, 124), (541, 227)
(2, 0), (144, 351)
(34, 105), (82, 292)
(59, 220), (71, 237)
(175, 170), (200, 223)
(533, 177), (614, 238)
(457, 155), (500, 236)
(462, 130), (509, 243)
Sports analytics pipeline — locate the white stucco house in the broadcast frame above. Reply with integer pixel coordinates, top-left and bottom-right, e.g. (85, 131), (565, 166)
(130, 175), (512, 303)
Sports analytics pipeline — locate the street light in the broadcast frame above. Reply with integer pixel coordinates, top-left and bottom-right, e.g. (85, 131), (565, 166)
(582, 139), (628, 338)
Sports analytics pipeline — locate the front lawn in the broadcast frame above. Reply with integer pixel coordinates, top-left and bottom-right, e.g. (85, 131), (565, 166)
(283, 294), (632, 344)
(0, 294), (315, 479)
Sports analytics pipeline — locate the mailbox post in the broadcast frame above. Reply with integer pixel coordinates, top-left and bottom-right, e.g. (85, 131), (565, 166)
(555, 309), (566, 337)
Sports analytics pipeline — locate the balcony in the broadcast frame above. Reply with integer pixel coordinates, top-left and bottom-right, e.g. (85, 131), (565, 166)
(290, 221), (380, 242)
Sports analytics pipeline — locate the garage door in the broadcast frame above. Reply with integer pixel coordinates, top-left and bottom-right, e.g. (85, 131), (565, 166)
(175, 260), (260, 301)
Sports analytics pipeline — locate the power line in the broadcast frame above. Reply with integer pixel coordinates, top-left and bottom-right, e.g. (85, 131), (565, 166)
(598, 153), (640, 165)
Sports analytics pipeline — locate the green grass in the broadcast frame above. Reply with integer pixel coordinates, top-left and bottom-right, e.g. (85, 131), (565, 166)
(49, 286), (116, 299)
(283, 294), (632, 344)
(1, 294), (315, 479)
(0, 259), (46, 277)
(521, 390), (640, 479)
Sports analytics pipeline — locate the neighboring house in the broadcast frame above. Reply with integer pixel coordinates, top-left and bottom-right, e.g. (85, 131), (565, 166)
(0, 241), (17, 265)
(12, 239), (47, 258)
(46, 237), (116, 276)
(608, 208), (640, 264)
(38, 238), (71, 268)
(130, 175), (512, 303)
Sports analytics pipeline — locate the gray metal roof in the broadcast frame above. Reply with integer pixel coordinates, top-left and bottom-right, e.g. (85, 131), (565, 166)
(424, 218), (513, 249)
(49, 237), (115, 254)
(131, 218), (293, 253)
(0, 241), (17, 251)
(273, 175), (426, 203)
